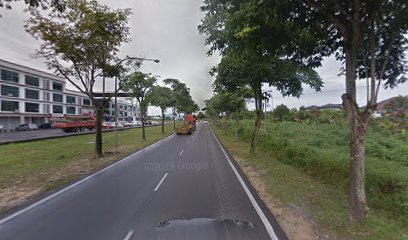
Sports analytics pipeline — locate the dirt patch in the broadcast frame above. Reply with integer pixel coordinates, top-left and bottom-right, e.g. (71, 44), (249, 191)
(0, 187), (42, 212)
(234, 156), (322, 240)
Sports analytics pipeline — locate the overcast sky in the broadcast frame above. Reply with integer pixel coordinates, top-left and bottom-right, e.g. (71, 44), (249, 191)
(0, 0), (406, 115)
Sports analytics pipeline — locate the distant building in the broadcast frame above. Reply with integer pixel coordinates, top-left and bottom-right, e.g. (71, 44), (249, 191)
(104, 99), (140, 122)
(0, 59), (139, 130)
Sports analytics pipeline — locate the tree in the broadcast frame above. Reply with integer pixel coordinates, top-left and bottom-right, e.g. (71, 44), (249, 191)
(211, 50), (322, 154)
(196, 112), (206, 120)
(200, 0), (408, 223)
(26, 0), (131, 158)
(148, 85), (174, 133)
(273, 104), (290, 121)
(163, 78), (198, 130)
(124, 72), (157, 140)
(1, 0), (65, 11)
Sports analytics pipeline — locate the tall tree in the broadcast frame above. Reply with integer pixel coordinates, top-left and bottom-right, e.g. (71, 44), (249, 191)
(200, 0), (408, 223)
(0, 0), (65, 11)
(26, 0), (131, 157)
(211, 50), (322, 154)
(147, 85), (174, 133)
(163, 78), (198, 130)
(123, 72), (157, 140)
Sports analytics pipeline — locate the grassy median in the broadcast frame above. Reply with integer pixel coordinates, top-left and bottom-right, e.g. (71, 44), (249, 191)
(0, 124), (174, 213)
(212, 121), (408, 240)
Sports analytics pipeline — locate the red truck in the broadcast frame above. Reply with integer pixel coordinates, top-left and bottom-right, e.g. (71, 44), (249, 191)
(52, 114), (96, 133)
(176, 114), (197, 135)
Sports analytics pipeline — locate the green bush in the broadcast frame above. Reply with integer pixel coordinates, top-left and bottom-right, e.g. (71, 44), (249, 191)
(221, 119), (408, 220)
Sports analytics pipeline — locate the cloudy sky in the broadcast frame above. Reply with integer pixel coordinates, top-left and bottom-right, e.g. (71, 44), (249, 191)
(0, 0), (406, 114)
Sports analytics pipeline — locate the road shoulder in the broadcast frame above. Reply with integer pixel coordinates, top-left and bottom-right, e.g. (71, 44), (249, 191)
(211, 126), (322, 240)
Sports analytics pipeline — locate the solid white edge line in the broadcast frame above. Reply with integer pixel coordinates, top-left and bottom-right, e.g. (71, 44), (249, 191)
(209, 127), (279, 240)
(154, 173), (168, 192)
(179, 149), (184, 156)
(123, 229), (134, 240)
(0, 134), (175, 226)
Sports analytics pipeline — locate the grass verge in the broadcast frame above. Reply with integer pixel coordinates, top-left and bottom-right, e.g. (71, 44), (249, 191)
(0, 124), (173, 213)
(212, 124), (408, 240)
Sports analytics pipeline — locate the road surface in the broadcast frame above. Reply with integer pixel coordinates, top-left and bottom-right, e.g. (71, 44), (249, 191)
(0, 123), (286, 240)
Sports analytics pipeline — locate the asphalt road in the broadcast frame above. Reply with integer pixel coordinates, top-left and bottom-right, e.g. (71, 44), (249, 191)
(0, 123), (287, 240)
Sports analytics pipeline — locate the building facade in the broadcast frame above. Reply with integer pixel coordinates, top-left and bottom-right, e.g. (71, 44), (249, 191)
(0, 59), (138, 130)
(104, 99), (140, 122)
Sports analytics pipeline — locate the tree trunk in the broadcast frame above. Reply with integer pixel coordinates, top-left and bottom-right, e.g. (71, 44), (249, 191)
(95, 107), (103, 158)
(173, 108), (176, 131)
(224, 114), (228, 135)
(235, 117), (239, 141)
(250, 85), (262, 155)
(161, 108), (165, 134)
(343, 94), (370, 223)
(141, 108), (146, 140)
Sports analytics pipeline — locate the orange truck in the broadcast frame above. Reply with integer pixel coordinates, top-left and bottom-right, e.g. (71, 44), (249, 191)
(52, 114), (96, 133)
(176, 114), (196, 135)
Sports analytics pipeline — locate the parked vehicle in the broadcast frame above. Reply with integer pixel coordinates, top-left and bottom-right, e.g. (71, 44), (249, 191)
(145, 121), (152, 126)
(122, 121), (131, 127)
(0, 124), (4, 132)
(52, 114), (95, 133)
(15, 123), (38, 131)
(38, 123), (53, 129)
(131, 120), (142, 126)
(102, 122), (114, 129)
(203, 120), (208, 124)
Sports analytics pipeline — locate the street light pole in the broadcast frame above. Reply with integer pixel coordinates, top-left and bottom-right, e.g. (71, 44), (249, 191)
(115, 76), (118, 152)
(113, 56), (159, 152)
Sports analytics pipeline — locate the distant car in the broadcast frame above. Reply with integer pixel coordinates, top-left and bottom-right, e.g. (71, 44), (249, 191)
(102, 122), (113, 129)
(131, 120), (142, 127)
(0, 124), (3, 132)
(38, 123), (53, 129)
(15, 123), (38, 131)
(203, 120), (208, 124)
(121, 121), (131, 127)
(145, 121), (152, 126)
(151, 121), (159, 125)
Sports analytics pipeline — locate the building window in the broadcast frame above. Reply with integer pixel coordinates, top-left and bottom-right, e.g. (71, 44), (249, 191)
(66, 96), (76, 104)
(1, 69), (19, 83)
(44, 104), (50, 114)
(67, 106), (76, 114)
(53, 82), (63, 91)
(119, 105), (123, 109)
(25, 102), (39, 113)
(25, 75), (39, 87)
(43, 80), (50, 90)
(53, 105), (63, 114)
(83, 98), (91, 106)
(1, 100), (19, 112)
(25, 89), (39, 100)
(53, 93), (63, 102)
(1, 85), (19, 97)
(43, 92), (50, 101)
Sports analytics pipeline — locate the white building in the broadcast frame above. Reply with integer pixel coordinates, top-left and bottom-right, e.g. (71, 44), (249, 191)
(0, 59), (139, 130)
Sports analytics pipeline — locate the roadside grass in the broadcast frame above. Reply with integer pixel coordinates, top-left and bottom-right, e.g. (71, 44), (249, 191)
(0, 124), (173, 213)
(213, 121), (408, 240)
